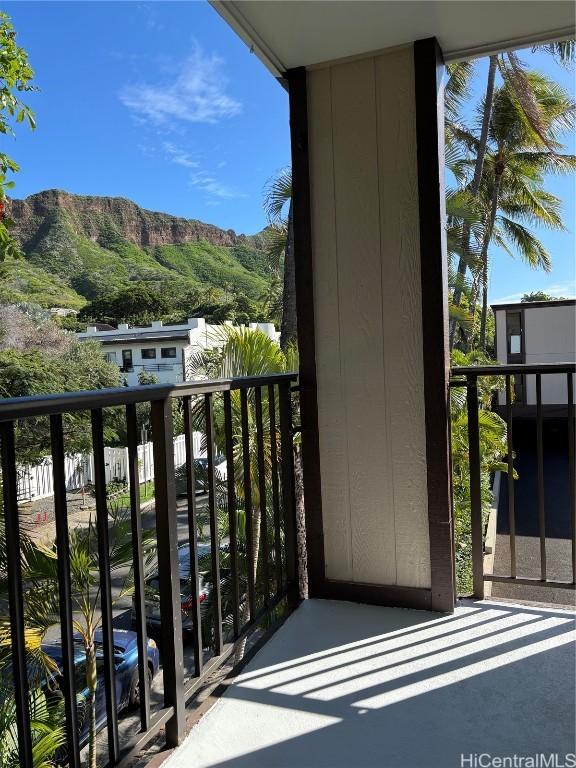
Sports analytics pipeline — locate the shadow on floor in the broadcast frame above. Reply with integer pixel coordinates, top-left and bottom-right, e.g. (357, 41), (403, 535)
(164, 598), (576, 768)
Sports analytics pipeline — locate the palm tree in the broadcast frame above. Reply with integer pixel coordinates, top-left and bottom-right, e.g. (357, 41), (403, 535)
(0, 689), (65, 768)
(20, 502), (156, 768)
(449, 44), (575, 347)
(448, 56), (497, 346)
(186, 326), (298, 634)
(0, 513), (65, 768)
(262, 168), (296, 350)
(474, 72), (576, 348)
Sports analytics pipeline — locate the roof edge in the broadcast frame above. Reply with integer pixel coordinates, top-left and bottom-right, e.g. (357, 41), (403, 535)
(491, 299), (576, 311)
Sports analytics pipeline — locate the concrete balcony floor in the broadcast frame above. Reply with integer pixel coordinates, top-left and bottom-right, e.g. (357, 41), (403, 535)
(164, 598), (576, 768)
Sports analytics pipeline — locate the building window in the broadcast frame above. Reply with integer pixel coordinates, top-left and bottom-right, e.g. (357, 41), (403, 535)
(104, 351), (117, 363)
(506, 312), (523, 357)
(122, 349), (133, 371)
(141, 348), (156, 359)
(161, 347), (177, 359)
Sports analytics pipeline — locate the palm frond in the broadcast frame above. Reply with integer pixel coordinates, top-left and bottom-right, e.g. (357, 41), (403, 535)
(263, 168), (292, 224)
(498, 217), (552, 271)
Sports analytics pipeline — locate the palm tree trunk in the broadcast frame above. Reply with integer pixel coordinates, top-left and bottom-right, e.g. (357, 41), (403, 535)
(86, 640), (98, 768)
(280, 201), (297, 350)
(479, 172), (502, 351)
(450, 55), (498, 349)
(294, 446), (308, 598)
(479, 255), (489, 351)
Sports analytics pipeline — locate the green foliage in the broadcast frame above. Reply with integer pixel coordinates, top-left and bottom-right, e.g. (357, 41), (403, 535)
(0, 11), (36, 262)
(0, 337), (121, 462)
(10, 196), (275, 322)
(521, 291), (560, 302)
(186, 326), (297, 640)
(450, 350), (512, 594)
(0, 688), (66, 768)
(78, 282), (172, 325)
(21, 502), (156, 768)
(0, 256), (86, 309)
(447, 55), (576, 351)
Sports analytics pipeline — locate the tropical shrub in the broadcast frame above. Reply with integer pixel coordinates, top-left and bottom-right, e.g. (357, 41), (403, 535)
(450, 350), (513, 594)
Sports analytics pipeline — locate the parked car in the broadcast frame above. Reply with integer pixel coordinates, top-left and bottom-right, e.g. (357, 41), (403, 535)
(133, 542), (234, 645)
(42, 628), (159, 750)
(175, 456), (227, 497)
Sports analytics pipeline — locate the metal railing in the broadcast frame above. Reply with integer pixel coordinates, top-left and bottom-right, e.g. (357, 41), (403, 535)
(451, 362), (576, 599)
(0, 373), (299, 767)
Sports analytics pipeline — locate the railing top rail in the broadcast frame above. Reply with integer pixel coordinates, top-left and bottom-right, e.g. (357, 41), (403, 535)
(0, 372), (298, 422)
(451, 362), (576, 378)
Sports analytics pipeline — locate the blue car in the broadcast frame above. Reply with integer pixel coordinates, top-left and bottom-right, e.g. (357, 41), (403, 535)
(42, 628), (159, 750)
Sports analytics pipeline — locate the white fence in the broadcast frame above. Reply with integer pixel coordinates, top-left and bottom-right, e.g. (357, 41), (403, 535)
(16, 432), (204, 503)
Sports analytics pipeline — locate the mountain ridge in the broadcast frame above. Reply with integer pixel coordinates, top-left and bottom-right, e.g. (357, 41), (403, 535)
(2, 189), (271, 310)
(6, 189), (264, 249)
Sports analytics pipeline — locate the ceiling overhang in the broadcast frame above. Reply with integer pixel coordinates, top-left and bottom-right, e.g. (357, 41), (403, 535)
(210, 1), (575, 77)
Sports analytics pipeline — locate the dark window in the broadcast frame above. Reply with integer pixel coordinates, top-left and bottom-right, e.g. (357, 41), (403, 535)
(161, 347), (177, 359)
(506, 312), (523, 357)
(141, 348), (156, 359)
(122, 349), (133, 371)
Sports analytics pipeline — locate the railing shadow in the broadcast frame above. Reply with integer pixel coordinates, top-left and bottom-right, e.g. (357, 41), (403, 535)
(164, 599), (576, 768)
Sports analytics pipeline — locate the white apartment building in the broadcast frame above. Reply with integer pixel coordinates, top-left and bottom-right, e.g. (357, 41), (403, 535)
(493, 299), (576, 407)
(77, 317), (278, 385)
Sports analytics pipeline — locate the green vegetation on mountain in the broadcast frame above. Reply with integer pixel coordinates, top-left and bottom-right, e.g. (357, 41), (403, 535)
(4, 190), (274, 319)
(0, 256), (85, 309)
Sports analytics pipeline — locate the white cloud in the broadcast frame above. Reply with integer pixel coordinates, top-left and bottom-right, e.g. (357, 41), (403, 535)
(119, 44), (241, 126)
(188, 170), (244, 200)
(162, 142), (199, 169)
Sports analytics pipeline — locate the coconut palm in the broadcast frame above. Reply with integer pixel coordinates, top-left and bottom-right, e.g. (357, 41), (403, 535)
(449, 44), (575, 347)
(472, 72), (576, 348)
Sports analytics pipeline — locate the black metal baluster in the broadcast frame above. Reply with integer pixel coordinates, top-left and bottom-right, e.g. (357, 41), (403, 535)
(126, 403), (150, 730)
(223, 391), (240, 638)
(255, 387), (270, 606)
(506, 376), (517, 578)
(466, 375), (484, 600)
(205, 393), (223, 655)
(268, 384), (282, 595)
(91, 408), (120, 764)
(1, 421), (34, 768)
(150, 398), (185, 746)
(536, 375), (547, 580)
(182, 396), (203, 677)
(568, 372), (575, 584)
(278, 381), (299, 608)
(49, 415), (81, 767)
(241, 388), (256, 622)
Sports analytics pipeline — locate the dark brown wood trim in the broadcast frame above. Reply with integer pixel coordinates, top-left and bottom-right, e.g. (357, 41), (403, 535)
(492, 299), (576, 311)
(318, 581), (433, 611)
(286, 66), (326, 597)
(414, 37), (455, 613)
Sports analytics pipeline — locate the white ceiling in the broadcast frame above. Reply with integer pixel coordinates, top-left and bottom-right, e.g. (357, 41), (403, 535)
(210, 1), (575, 76)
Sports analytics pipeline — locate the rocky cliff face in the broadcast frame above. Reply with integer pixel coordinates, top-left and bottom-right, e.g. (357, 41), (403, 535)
(7, 189), (256, 249)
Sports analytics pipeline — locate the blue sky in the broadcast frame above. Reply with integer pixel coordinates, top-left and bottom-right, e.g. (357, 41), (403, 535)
(3, 1), (575, 303)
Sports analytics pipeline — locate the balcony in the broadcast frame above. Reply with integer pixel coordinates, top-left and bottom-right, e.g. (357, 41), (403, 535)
(0, 364), (574, 768)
